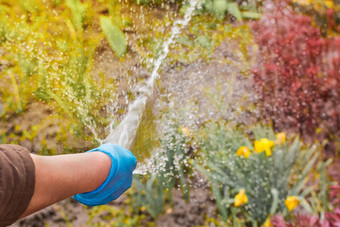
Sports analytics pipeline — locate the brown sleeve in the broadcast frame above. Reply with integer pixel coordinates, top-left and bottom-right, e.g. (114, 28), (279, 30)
(0, 144), (35, 227)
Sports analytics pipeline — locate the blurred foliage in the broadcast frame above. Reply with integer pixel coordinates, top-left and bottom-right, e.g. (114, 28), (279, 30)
(271, 182), (340, 227)
(0, 0), (129, 151)
(0, 0), (259, 152)
(133, 0), (262, 21)
(0, 0), (338, 226)
(130, 112), (334, 225)
(292, 0), (340, 36)
(132, 174), (166, 218)
(171, 17), (254, 65)
(272, 205), (340, 227)
(196, 122), (332, 225)
(199, 0), (262, 20)
(86, 205), (145, 226)
(251, 0), (340, 154)
(130, 115), (193, 218)
(100, 15), (127, 57)
(54, 202), (147, 226)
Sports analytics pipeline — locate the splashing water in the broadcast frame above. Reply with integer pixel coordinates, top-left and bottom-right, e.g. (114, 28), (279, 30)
(104, 0), (200, 169)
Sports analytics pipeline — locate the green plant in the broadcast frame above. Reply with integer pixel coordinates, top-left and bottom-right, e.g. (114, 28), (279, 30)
(156, 118), (193, 201)
(196, 122), (331, 225)
(0, 0), (126, 149)
(200, 0), (261, 20)
(86, 205), (144, 227)
(131, 174), (165, 218)
(130, 115), (194, 218)
(133, 0), (164, 5)
(100, 16), (127, 58)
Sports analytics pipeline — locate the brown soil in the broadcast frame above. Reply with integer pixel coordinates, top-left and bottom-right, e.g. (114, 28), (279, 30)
(10, 195), (128, 227)
(155, 188), (216, 227)
(10, 186), (216, 227)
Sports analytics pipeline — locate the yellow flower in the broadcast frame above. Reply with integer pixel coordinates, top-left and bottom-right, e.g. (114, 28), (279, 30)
(276, 132), (286, 145)
(236, 146), (251, 159)
(234, 189), (248, 207)
(181, 127), (190, 136)
(324, 0), (334, 8)
(285, 196), (299, 211)
(263, 217), (273, 227)
(254, 138), (275, 156)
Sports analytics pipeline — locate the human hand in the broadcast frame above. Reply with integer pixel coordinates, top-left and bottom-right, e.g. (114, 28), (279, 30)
(73, 143), (137, 206)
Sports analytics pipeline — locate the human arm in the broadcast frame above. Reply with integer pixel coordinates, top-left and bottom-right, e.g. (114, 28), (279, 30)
(20, 151), (112, 218)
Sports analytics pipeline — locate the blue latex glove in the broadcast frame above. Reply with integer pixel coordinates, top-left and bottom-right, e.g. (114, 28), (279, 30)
(73, 143), (137, 206)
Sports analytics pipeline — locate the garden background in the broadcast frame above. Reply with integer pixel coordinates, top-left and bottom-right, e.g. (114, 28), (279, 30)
(0, 0), (340, 226)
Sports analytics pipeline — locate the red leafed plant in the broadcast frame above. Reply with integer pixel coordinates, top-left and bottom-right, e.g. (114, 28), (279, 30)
(271, 208), (340, 227)
(250, 0), (340, 148)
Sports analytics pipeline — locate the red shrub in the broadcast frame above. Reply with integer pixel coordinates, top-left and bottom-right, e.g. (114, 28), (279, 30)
(271, 208), (340, 227)
(330, 184), (340, 207)
(251, 0), (340, 146)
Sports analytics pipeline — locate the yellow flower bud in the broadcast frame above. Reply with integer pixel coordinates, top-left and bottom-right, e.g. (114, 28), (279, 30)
(285, 196), (299, 211)
(263, 217), (273, 227)
(254, 138), (275, 156)
(236, 146), (251, 159)
(234, 189), (248, 207)
(276, 132), (286, 145)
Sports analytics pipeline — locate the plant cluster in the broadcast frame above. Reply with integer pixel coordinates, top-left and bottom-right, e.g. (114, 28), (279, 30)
(0, 0), (130, 151)
(196, 122), (332, 225)
(86, 205), (145, 227)
(271, 184), (340, 227)
(128, 115), (332, 226)
(271, 207), (340, 227)
(199, 0), (261, 20)
(250, 0), (340, 149)
(130, 117), (193, 218)
(133, 0), (261, 21)
(291, 0), (340, 36)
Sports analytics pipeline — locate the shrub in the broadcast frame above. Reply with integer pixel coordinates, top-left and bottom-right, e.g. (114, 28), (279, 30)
(250, 0), (340, 149)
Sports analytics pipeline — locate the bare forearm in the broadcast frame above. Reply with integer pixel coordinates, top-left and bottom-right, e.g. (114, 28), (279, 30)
(20, 152), (111, 218)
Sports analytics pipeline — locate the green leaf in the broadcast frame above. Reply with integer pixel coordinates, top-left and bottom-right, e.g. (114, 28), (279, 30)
(176, 36), (194, 47)
(270, 188), (279, 215)
(213, 0), (228, 20)
(65, 0), (88, 31)
(100, 16), (127, 58)
(226, 2), (242, 21)
(197, 35), (212, 49)
(241, 11), (262, 19)
(19, 0), (37, 13)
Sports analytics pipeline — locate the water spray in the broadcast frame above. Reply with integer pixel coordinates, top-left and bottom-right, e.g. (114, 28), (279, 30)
(103, 0), (201, 173)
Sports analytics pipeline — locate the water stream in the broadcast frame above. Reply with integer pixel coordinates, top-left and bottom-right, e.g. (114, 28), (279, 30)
(103, 0), (200, 173)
